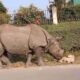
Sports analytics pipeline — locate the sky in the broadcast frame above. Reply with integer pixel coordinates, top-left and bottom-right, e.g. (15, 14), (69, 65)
(2, 0), (49, 13)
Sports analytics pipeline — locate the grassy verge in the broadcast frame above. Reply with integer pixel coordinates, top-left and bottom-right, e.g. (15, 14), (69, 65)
(42, 21), (80, 32)
(42, 21), (80, 64)
(42, 21), (80, 52)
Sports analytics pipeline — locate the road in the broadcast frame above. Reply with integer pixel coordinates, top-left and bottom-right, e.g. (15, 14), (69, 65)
(0, 65), (80, 80)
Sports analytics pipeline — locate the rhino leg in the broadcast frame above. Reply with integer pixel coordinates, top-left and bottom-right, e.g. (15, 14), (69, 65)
(1, 55), (11, 66)
(26, 53), (32, 67)
(34, 47), (44, 66)
(0, 43), (11, 67)
(0, 43), (4, 68)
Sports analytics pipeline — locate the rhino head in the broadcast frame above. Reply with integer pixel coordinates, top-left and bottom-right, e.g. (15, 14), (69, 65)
(47, 37), (64, 60)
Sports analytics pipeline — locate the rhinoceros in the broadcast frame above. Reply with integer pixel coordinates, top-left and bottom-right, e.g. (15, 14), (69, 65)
(0, 24), (64, 67)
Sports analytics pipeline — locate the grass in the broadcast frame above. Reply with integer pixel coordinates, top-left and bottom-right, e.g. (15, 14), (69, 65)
(42, 21), (80, 32)
(42, 21), (80, 64)
(42, 21), (80, 51)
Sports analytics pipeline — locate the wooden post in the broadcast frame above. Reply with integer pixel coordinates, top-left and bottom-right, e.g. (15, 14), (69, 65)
(52, 6), (58, 24)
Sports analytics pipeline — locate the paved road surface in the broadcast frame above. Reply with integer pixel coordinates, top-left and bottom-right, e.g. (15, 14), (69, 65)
(0, 65), (80, 80)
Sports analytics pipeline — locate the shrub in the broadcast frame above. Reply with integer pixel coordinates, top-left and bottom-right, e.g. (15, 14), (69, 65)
(59, 5), (80, 21)
(0, 2), (10, 24)
(42, 21), (80, 51)
(13, 5), (44, 25)
(0, 2), (7, 13)
(0, 13), (10, 24)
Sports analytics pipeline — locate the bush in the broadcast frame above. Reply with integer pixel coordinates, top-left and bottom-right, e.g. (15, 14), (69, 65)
(0, 2), (7, 13)
(59, 5), (80, 21)
(42, 21), (80, 51)
(0, 13), (10, 24)
(0, 2), (10, 24)
(70, 5), (80, 17)
(59, 8), (76, 21)
(13, 5), (44, 25)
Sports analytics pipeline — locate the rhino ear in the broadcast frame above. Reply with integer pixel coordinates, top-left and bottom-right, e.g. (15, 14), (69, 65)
(55, 36), (63, 41)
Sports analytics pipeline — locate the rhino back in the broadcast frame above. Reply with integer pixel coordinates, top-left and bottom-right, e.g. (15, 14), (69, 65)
(29, 24), (53, 48)
(29, 24), (47, 49)
(1, 25), (31, 54)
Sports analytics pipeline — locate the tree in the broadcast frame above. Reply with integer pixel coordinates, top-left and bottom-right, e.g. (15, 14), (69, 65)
(53, 0), (66, 21)
(13, 4), (44, 25)
(54, 0), (66, 11)
(0, 1), (7, 13)
(0, 1), (10, 24)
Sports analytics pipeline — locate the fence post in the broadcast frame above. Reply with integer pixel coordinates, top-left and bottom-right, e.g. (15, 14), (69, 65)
(52, 6), (58, 24)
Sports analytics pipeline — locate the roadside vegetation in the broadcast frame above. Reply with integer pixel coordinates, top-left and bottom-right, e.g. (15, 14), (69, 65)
(42, 21), (80, 64)
(42, 21), (80, 52)
(0, 2), (10, 24)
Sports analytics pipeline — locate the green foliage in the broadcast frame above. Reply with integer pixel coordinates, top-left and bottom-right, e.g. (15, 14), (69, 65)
(13, 4), (44, 25)
(42, 21), (80, 51)
(59, 5), (80, 21)
(59, 8), (76, 21)
(0, 2), (7, 13)
(0, 13), (10, 24)
(69, 5), (80, 17)
(55, 0), (65, 7)
(0, 2), (10, 24)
